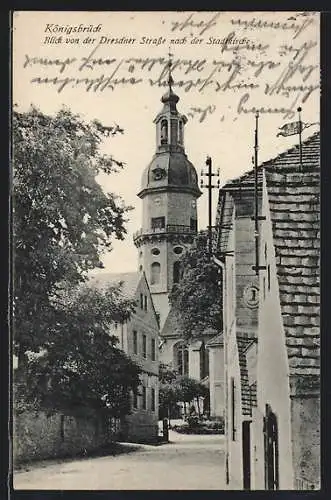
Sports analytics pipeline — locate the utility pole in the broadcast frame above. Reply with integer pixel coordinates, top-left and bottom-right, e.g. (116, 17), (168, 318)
(254, 111), (259, 276)
(200, 156), (220, 259)
(252, 111), (266, 275)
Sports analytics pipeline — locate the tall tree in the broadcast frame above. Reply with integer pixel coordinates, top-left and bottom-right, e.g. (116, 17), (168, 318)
(21, 283), (141, 417)
(168, 233), (222, 340)
(12, 106), (132, 359)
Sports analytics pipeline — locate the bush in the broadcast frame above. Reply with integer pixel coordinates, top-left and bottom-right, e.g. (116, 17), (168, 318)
(172, 417), (224, 435)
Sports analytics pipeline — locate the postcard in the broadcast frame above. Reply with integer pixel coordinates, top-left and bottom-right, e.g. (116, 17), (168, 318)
(11, 11), (320, 491)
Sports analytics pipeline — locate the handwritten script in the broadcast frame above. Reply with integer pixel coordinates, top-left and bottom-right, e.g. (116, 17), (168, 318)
(20, 12), (320, 122)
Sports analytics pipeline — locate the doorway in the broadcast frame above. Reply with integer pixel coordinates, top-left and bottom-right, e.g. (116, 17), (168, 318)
(242, 420), (251, 490)
(263, 404), (279, 490)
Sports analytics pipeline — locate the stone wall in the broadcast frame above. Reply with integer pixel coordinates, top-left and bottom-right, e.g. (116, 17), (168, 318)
(13, 410), (120, 465)
(291, 394), (320, 489)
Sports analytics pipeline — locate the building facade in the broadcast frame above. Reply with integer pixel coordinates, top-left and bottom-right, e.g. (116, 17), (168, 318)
(90, 271), (159, 443)
(215, 132), (320, 490)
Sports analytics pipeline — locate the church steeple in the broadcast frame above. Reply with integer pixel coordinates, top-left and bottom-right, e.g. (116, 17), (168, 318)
(154, 51), (187, 153)
(134, 52), (201, 329)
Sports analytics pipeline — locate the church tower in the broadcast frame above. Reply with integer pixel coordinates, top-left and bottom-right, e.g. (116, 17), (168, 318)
(133, 58), (202, 329)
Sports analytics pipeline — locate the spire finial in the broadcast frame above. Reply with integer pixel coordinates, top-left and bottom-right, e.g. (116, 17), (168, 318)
(167, 47), (174, 90)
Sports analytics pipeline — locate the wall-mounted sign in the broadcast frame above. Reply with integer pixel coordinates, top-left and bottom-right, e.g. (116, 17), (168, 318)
(243, 284), (259, 308)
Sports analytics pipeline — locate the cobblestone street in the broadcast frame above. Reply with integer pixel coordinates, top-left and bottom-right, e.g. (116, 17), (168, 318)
(14, 431), (225, 490)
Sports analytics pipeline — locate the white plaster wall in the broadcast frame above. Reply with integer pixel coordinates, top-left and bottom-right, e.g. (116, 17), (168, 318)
(255, 173), (293, 490)
(208, 345), (225, 417)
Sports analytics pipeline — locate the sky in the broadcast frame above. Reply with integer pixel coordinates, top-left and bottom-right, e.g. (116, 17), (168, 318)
(13, 11), (320, 273)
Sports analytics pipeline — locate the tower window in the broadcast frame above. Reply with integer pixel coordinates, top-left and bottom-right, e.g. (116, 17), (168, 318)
(140, 293), (144, 309)
(173, 261), (182, 284)
(171, 119), (178, 145)
(151, 262), (161, 285)
(151, 248), (160, 256)
(178, 121), (183, 144)
(160, 119), (168, 145)
(173, 246), (183, 255)
(144, 295), (148, 311)
(151, 217), (165, 230)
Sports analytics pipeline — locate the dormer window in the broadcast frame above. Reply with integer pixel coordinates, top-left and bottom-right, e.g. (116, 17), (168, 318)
(160, 119), (168, 145)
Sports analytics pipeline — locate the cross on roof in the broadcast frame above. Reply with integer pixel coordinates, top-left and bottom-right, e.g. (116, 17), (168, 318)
(167, 48), (174, 89)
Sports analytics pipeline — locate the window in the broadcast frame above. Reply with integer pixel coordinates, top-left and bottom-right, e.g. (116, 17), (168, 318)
(139, 264), (143, 272)
(155, 312), (160, 327)
(144, 295), (148, 311)
(151, 216), (165, 230)
(264, 404), (279, 490)
(160, 119), (168, 144)
(231, 378), (236, 441)
(173, 246), (183, 255)
(140, 293), (144, 309)
(133, 391), (138, 409)
(151, 338), (156, 361)
(171, 119), (178, 145)
(200, 343), (209, 379)
(190, 218), (197, 231)
(174, 342), (189, 375)
(151, 248), (160, 255)
(178, 121), (183, 144)
(151, 388), (156, 412)
(142, 334), (147, 358)
(173, 261), (181, 284)
(151, 262), (161, 285)
(133, 330), (138, 354)
(264, 243), (267, 262)
(142, 386), (147, 410)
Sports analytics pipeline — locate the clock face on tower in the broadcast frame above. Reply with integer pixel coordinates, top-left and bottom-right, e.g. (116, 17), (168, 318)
(152, 166), (166, 181)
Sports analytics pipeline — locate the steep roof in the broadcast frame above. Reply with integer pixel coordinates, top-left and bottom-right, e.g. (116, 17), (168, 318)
(89, 271), (141, 299)
(206, 332), (224, 347)
(160, 307), (182, 338)
(265, 133), (320, 378)
(221, 132), (319, 190)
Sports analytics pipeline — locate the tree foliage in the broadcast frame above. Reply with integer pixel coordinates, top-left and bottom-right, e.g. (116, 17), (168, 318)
(12, 106), (140, 418)
(168, 233), (222, 340)
(159, 364), (209, 420)
(13, 106), (132, 357)
(22, 284), (141, 417)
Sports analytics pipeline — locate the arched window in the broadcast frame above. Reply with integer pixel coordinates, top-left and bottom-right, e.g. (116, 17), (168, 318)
(151, 262), (161, 285)
(174, 342), (189, 375)
(178, 121), (183, 144)
(173, 261), (181, 284)
(160, 119), (168, 145)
